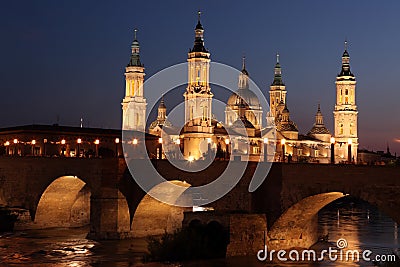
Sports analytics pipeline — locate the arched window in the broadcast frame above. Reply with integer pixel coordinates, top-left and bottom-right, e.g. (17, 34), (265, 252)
(201, 105), (208, 120)
(196, 69), (201, 83)
(135, 113), (139, 126)
(339, 124), (344, 135)
(131, 80), (135, 96)
(189, 105), (194, 120)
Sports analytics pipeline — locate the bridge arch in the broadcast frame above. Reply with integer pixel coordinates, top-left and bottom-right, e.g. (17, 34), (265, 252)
(268, 190), (400, 250)
(268, 192), (344, 248)
(34, 175), (90, 228)
(131, 180), (192, 237)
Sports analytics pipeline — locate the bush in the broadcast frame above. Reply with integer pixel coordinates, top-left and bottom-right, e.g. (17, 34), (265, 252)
(147, 222), (229, 262)
(0, 207), (18, 232)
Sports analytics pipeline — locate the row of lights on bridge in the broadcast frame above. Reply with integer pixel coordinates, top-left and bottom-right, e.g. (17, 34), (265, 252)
(3, 137), (158, 147)
(3, 138), (124, 146)
(4, 136), (353, 147)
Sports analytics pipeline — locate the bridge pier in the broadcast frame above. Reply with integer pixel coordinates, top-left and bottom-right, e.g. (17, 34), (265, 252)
(267, 213), (319, 250)
(88, 189), (131, 240)
(226, 213), (267, 257)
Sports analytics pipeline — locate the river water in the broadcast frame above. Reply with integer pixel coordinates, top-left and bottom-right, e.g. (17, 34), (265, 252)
(0, 197), (399, 267)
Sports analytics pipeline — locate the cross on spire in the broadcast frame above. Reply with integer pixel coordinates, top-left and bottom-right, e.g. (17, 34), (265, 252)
(242, 56), (246, 70)
(344, 39), (348, 51)
(198, 10), (201, 22)
(134, 28), (138, 40)
(276, 53), (280, 63)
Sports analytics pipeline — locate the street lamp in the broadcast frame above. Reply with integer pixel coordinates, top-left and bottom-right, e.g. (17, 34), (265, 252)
(115, 138), (120, 158)
(4, 141), (9, 155)
(43, 139), (47, 156)
(347, 138), (352, 163)
(77, 138), (82, 157)
(158, 137), (163, 159)
(225, 138), (230, 160)
(13, 139), (18, 155)
(61, 139), (66, 156)
(94, 139), (100, 157)
(174, 139), (181, 159)
(31, 140), (36, 156)
(207, 138), (212, 159)
(263, 137), (269, 162)
(281, 139), (286, 162)
(330, 137), (335, 164)
(131, 138), (138, 158)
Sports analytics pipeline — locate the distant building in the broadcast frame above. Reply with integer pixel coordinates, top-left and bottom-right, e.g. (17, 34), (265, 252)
(358, 146), (397, 165)
(0, 124), (158, 158)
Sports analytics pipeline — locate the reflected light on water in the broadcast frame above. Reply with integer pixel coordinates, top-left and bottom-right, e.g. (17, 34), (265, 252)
(1, 198), (399, 267)
(337, 209), (340, 227)
(318, 197), (400, 266)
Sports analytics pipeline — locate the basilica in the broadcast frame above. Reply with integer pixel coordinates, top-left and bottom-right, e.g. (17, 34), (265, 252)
(122, 13), (359, 164)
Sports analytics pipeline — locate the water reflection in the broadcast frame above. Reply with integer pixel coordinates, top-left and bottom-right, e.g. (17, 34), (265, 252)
(316, 196), (400, 267)
(0, 197), (399, 267)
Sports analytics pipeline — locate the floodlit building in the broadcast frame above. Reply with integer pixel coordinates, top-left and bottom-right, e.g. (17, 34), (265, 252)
(121, 12), (358, 163)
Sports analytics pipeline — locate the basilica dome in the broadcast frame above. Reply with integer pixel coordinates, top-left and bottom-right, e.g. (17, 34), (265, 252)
(227, 89), (261, 109)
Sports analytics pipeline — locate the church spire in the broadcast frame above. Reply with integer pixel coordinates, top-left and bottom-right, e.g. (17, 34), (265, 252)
(272, 53), (284, 86)
(339, 40), (353, 77)
(307, 104), (330, 137)
(128, 29), (143, 67)
(238, 56), (249, 90)
(190, 10), (208, 53)
(315, 103), (324, 125)
(157, 96), (167, 121)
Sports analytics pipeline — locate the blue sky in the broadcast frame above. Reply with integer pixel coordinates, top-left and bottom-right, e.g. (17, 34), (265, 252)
(1, 1), (399, 153)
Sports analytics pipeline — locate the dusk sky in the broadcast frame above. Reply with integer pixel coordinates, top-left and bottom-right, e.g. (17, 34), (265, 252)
(1, 1), (399, 154)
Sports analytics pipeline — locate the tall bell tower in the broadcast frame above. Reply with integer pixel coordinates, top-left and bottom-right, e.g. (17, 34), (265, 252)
(182, 11), (214, 160)
(122, 29), (147, 132)
(269, 54), (287, 119)
(333, 41), (358, 162)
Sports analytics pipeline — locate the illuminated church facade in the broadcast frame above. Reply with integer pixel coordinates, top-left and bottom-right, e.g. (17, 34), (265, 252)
(122, 14), (358, 164)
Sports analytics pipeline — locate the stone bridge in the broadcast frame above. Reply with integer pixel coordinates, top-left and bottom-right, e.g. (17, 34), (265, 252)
(0, 157), (399, 255)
